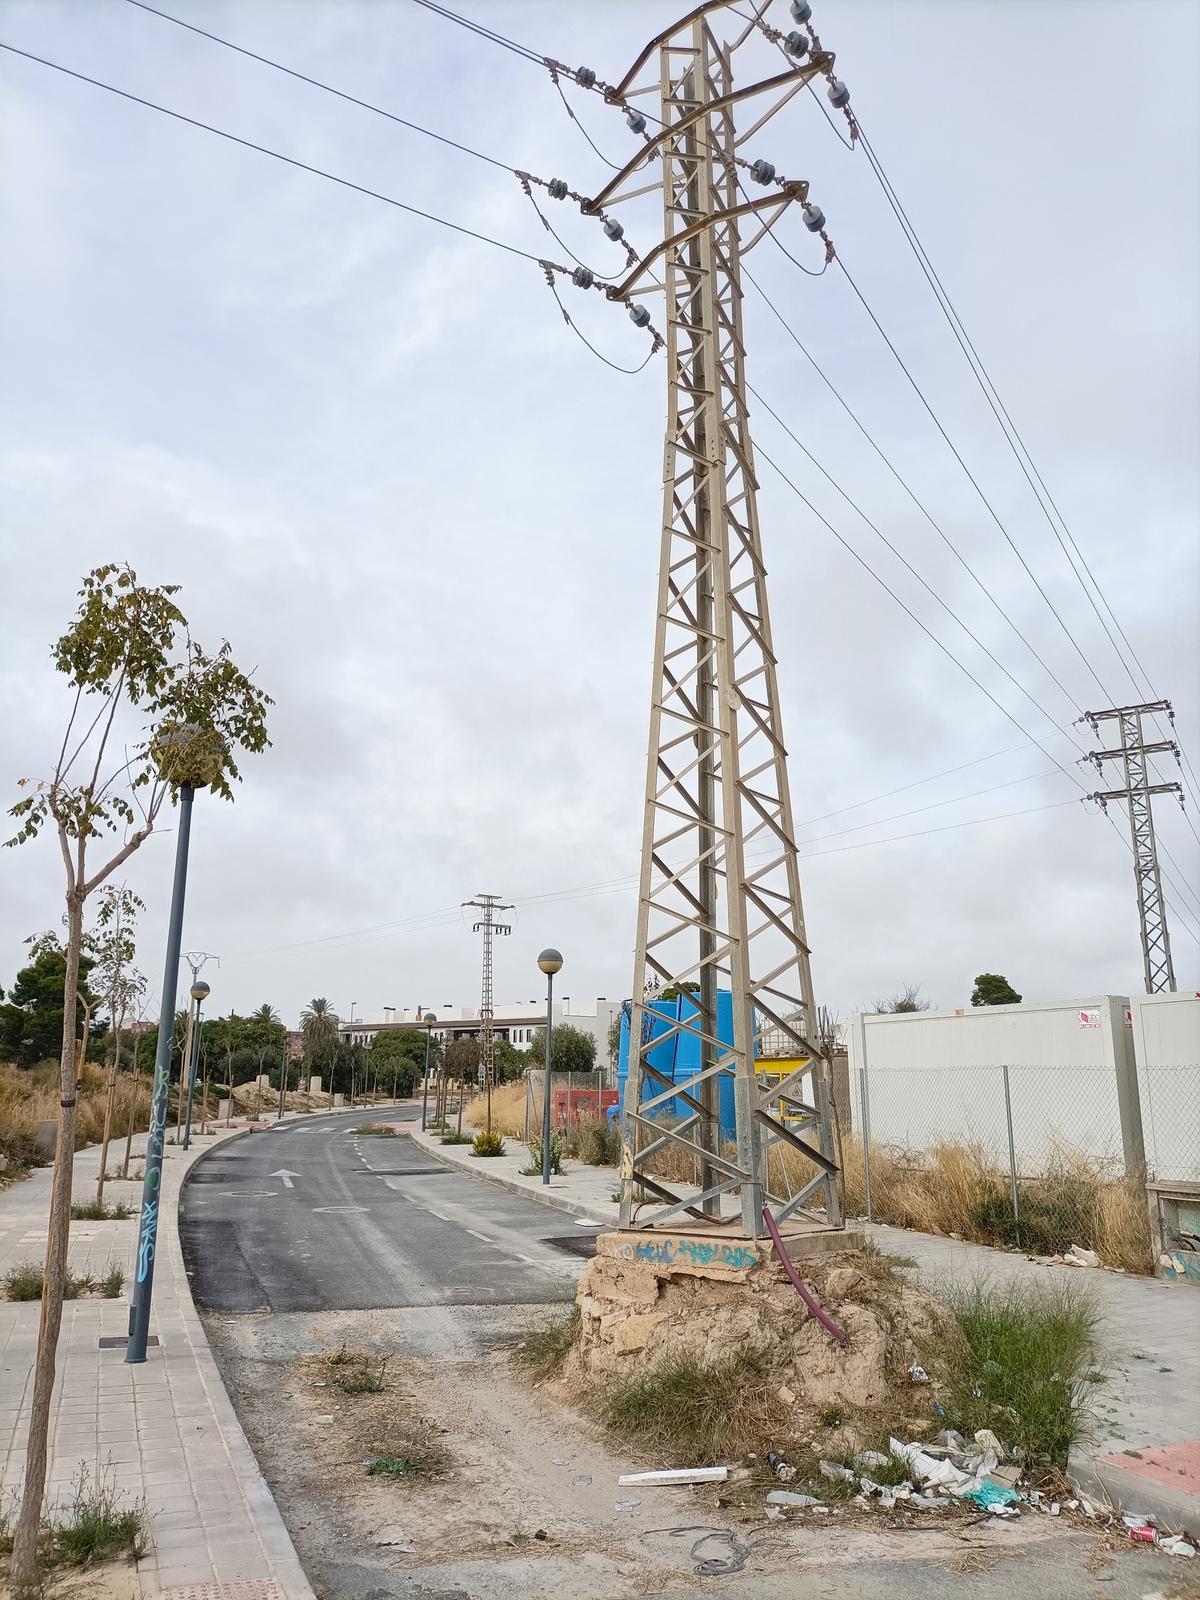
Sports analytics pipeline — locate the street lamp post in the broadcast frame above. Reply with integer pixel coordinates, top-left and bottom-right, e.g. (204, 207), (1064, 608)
(181, 980), (209, 1150)
(538, 950), (563, 1185)
(127, 781), (197, 1365)
(420, 1013), (437, 1130)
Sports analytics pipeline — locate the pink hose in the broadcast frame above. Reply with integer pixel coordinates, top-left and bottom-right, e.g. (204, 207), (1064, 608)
(762, 1205), (848, 1347)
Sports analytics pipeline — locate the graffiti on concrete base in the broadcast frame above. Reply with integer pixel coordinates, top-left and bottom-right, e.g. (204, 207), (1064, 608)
(633, 1237), (757, 1272)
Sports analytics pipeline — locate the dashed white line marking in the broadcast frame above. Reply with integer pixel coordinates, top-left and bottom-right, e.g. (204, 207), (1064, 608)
(427, 1211), (449, 1221)
(465, 1228), (490, 1242)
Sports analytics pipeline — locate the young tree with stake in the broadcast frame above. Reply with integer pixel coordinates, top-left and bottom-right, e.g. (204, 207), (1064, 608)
(91, 883), (146, 1206)
(4, 563), (270, 1588)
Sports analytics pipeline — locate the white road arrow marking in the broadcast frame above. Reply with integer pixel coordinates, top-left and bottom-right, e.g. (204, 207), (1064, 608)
(269, 1168), (301, 1189)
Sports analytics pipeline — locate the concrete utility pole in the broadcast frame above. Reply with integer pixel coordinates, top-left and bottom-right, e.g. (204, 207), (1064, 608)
(595, 3), (843, 1238)
(463, 894), (513, 1134)
(1085, 700), (1185, 993)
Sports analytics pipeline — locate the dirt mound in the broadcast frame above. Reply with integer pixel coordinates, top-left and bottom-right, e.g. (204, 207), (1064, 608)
(570, 1242), (962, 1429)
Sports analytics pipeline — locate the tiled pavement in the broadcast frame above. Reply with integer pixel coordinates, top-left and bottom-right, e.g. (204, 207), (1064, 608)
(0, 1126), (316, 1599)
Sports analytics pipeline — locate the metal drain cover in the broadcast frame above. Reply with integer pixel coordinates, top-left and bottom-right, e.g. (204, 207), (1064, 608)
(98, 1335), (159, 1349)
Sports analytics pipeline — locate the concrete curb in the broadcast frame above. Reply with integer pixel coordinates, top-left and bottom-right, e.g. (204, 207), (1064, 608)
(1068, 1454), (1199, 1537)
(169, 1121), (318, 1598)
(406, 1126), (616, 1226)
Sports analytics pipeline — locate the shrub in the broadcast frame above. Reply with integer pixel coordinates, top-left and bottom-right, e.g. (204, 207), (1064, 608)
(565, 1114), (621, 1167)
(49, 1464), (148, 1566)
(70, 1199), (133, 1221)
(5, 1261), (45, 1302)
(99, 1262), (125, 1299)
(63, 1269), (94, 1300)
(471, 1130), (505, 1158)
(520, 1133), (565, 1176)
(439, 1132), (472, 1145)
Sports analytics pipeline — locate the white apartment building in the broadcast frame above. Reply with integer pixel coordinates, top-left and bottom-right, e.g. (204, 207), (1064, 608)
(338, 996), (623, 1072)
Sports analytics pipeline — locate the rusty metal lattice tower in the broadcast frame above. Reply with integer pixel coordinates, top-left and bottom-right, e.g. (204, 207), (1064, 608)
(591, 4), (842, 1238)
(1085, 701), (1183, 993)
(464, 893), (512, 1126)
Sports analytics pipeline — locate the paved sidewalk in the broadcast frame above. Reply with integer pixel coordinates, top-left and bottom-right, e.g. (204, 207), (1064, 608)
(0, 1121), (317, 1598)
(411, 1121), (1200, 1532)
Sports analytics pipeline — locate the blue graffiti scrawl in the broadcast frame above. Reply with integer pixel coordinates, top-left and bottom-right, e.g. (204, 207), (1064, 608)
(634, 1237), (756, 1272)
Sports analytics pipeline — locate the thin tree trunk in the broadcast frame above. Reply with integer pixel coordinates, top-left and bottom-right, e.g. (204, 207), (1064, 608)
(95, 1059), (118, 1207)
(11, 894), (84, 1586)
(200, 1067), (209, 1135)
(121, 1035), (143, 1179)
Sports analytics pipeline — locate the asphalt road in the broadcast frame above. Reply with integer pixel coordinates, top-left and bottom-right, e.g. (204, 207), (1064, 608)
(179, 1106), (582, 1314)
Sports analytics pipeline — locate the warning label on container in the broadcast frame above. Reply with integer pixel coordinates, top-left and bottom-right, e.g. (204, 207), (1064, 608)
(1078, 1008), (1101, 1029)
(1124, 1008), (1133, 1028)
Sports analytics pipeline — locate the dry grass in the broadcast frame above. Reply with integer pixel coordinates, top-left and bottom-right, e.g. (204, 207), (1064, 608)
(464, 1080), (527, 1139)
(831, 1135), (1152, 1272)
(0, 1060), (152, 1180)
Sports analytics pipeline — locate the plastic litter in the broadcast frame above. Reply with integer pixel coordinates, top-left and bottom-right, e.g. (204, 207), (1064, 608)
(856, 1450), (891, 1470)
(766, 1450), (797, 1483)
(645, 1526), (754, 1577)
(1161, 1535), (1197, 1558)
(618, 1467), (728, 1487)
(615, 1499), (641, 1513)
(819, 1460), (856, 1482)
(961, 1480), (1020, 1511)
(766, 1490), (821, 1507)
(908, 1362), (930, 1383)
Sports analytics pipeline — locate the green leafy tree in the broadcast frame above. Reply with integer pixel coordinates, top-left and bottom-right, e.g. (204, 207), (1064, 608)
(0, 933), (100, 1067)
(90, 884), (146, 1205)
(526, 1022), (598, 1074)
(970, 973), (1022, 1007)
(3, 561), (270, 1586)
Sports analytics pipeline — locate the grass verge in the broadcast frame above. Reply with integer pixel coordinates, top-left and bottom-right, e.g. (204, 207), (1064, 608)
(939, 1278), (1101, 1470)
(514, 1306), (580, 1379)
(599, 1346), (785, 1465)
(366, 1441), (450, 1479)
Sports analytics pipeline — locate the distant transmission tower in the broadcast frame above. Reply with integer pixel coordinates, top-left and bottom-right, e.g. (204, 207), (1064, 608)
(463, 893), (512, 1132)
(1084, 700), (1184, 993)
(592, 3), (843, 1238)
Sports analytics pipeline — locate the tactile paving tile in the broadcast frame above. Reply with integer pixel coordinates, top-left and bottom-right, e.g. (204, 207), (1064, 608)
(162, 1583), (281, 1600)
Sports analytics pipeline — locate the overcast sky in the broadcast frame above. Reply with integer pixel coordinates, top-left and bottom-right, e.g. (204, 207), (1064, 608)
(2, 0), (1197, 1030)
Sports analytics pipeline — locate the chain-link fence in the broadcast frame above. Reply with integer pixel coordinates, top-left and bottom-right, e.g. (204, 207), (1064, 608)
(840, 1061), (1180, 1270)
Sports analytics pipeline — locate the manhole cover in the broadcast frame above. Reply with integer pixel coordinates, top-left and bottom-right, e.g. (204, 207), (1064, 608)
(98, 1335), (159, 1349)
(542, 1234), (598, 1259)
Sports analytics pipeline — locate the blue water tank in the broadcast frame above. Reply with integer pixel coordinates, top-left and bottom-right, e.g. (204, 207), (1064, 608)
(617, 991), (739, 1139)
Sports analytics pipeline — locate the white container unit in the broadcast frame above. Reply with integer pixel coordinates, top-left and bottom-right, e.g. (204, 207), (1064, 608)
(847, 997), (1143, 1177)
(1128, 991), (1200, 1184)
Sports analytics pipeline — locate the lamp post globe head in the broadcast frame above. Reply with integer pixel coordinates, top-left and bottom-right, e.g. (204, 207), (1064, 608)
(423, 1011), (437, 1026)
(190, 980), (210, 1004)
(537, 948), (563, 976)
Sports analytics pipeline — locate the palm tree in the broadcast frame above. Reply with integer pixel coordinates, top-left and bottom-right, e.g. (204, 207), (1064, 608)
(300, 997), (339, 1054)
(251, 1003), (282, 1027)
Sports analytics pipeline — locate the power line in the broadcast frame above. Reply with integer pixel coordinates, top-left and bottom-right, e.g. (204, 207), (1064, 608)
(0, 41), (570, 274)
(743, 267), (1085, 718)
(749, 378), (1089, 751)
(123, 0), (516, 173)
(851, 116), (1154, 701)
(406, 0), (546, 69)
(834, 256), (1115, 708)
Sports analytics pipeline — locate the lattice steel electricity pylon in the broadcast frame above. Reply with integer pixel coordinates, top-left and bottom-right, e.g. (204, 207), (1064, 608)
(464, 893), (512, 1130)
(1084, 701), (1183, 993)
(589, 3), (842, 1238)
